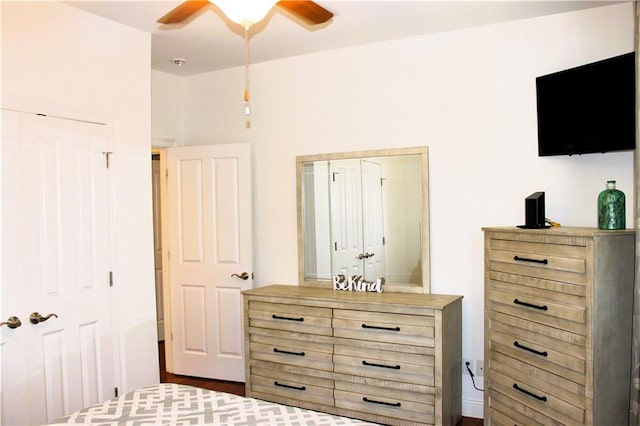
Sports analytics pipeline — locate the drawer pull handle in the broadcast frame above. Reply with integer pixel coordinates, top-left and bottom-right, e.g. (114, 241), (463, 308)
(361, 324), (401, 332)
(513, 255), (548, 264)
(513, 383), (547, 402)
(514, 341), (548, 357)
(363, 397), (401, 407)
(362, 360), (401, 370)
(272, 314), (304, 322)
(273, 348), (305, 357)
(513, 299), (548, 311)
(274, 381), (306, 391)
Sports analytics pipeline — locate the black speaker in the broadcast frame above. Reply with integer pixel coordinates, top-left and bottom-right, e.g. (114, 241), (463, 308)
(520, 192), (548, 229)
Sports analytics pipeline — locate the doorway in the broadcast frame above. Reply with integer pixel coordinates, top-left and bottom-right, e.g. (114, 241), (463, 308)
(151, 148), (172, 376)
(151, 151), (165, 342)
(150, 143), (253, 382)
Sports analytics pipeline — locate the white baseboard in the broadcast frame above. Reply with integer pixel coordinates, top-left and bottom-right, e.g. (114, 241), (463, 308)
(462, 397), (484, 419)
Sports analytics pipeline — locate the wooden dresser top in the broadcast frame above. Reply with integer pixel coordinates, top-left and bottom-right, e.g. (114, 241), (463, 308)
(243, 284), (462, 312)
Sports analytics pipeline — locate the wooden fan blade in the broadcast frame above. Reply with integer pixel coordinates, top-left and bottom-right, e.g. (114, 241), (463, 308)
(277, 1), (333, 25)
(157, 0), (210, 24)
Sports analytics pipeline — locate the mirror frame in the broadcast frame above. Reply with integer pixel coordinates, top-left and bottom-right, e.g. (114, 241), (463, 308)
(296, 146), (430, 294)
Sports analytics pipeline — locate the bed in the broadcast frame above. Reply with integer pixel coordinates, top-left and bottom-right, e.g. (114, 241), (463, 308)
(47, 383), (378, 425)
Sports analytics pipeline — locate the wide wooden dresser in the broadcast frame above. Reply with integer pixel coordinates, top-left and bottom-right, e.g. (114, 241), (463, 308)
(483, 227), (635, 425)
(242, 285), (463, 426)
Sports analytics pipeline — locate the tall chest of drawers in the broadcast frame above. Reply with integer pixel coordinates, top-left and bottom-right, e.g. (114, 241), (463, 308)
(483, 227), (635, 425)
(243, 285), (463, 426)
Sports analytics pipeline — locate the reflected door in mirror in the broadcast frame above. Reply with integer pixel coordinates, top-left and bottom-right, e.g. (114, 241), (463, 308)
(330, 159), (385, 280)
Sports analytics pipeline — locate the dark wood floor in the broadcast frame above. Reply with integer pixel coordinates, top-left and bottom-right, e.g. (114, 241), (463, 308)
(159, 342), (483, 425)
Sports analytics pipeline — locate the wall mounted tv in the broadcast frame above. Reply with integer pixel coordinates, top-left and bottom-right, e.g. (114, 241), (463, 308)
(536, 52), (635, 157)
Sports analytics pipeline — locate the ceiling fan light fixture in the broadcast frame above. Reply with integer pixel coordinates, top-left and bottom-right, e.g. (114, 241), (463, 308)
(158, 0), (333, 118)
(213, 0), (278, 28)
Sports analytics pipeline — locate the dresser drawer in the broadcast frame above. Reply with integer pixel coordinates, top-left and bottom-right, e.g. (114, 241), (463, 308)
(334, 345), (434, 386)
(488, 289), (586, 337)
(249, 333), (333, 372)
(250, 367), (334, 407)
(248, 301), (332, 336)
(488, 287), (586, 333)
(490, 310), (585, 347)
(333, 309), (434, 346)
(489, 387), (560, 426)
(488, 287), (585, 324)
(489, 368), (585, 424)
(488, 239), (586, 270)
(335, 381), (435, 424)
(490, 328), (585, 378)
(487, 239), (587, 285)
(489, 350), (586, 408)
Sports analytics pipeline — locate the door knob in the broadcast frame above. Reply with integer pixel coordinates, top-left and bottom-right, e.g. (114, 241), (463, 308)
(30, 312), (58, 324)
(0, 316), (22, 329)
(231, 272), (251, 280)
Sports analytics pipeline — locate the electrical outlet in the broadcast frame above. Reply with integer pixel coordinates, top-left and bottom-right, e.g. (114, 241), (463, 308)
(476, 359), (484, 377)
(462, 358), (472, 375)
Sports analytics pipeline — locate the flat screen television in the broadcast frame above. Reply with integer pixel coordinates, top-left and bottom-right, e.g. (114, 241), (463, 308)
(536, 52), (635, 157)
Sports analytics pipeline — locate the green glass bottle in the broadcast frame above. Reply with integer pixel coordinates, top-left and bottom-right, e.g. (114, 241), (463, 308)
(598, 180), (625, 230)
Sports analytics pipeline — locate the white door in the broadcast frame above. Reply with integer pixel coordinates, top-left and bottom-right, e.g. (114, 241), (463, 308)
(1, 109), (116, 425)
(361, 159), (385, 279)
(166, 143), (252, 382)
(330, 159), (385, 281)
(330, 159), (363, 277)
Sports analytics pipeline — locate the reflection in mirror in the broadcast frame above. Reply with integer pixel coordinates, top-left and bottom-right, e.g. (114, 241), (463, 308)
(297, 147), (429, 294)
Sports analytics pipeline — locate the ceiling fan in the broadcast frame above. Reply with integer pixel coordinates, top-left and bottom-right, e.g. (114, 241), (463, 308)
(158, 1), (334, 116)
(158, 1), (334, 28)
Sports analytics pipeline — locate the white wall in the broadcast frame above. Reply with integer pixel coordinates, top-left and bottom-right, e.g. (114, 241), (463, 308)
(154, 2), (635, 417)
(152, 70), (184, 145)
(2, 2), (159, 393)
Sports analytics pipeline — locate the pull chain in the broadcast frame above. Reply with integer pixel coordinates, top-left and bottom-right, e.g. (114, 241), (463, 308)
(243, 25), (251, 116)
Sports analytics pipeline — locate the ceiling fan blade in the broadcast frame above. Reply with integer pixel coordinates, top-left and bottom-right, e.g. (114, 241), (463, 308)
(157, 0), (210, 24)
(277, 1), (333, 25)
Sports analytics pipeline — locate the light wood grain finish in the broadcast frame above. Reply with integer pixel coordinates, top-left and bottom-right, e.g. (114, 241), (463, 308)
(483, 227), (634, 425)
(243, 285), (463, 426)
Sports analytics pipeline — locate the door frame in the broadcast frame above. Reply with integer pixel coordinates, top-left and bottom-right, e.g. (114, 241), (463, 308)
(151, 142), (174, 372)
(152, 141), (253, 377)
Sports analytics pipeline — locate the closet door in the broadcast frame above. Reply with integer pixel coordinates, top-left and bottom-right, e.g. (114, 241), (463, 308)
(361, 159), (385, 279)
(330, 159), (363, 277)
(330, 159), (385, 281)
(1, 109), (116, 425)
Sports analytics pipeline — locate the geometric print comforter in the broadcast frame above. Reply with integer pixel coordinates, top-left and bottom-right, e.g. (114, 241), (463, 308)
(47, 383), (378, 426)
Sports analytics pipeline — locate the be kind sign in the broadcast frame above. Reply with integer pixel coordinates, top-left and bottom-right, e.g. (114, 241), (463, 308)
(333, 275), (384, 293)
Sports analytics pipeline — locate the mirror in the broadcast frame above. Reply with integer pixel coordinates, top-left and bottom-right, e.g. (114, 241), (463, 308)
(296, 147), (430, 294)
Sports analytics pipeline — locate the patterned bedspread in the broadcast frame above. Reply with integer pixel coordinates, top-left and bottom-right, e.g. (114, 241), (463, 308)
(47, 383), (378, 425)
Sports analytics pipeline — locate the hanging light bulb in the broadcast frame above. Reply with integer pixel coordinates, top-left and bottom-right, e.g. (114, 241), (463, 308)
(212, 1), (278, 117)
(213, 0), (277, 28)
(244, 89), (251, 116)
